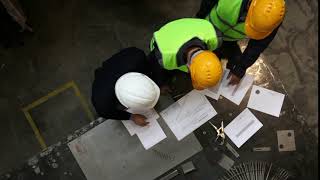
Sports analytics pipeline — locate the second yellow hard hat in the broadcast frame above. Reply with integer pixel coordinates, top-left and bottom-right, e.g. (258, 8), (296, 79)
(245, 0), (286, 40)
(189, 51), (222, 90)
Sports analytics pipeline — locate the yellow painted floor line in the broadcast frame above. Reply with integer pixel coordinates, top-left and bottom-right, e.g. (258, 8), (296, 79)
(71, 81), (94, 122)
(22, 110), (47, 150)
(22, 81), (94, 150)
(23, 82), (74, 111)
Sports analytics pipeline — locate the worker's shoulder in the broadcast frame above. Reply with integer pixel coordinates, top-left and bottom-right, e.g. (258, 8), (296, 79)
(117, 47), (146, 57)
(167, 18), (211, 24)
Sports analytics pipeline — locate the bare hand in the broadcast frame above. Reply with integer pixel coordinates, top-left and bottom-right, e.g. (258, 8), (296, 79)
(131, 114), (149, 127)
(227, 73), (241, 85)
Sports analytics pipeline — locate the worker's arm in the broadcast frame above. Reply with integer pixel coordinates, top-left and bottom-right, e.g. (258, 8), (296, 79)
(195, 0), (218, 18)
(94, 105), (149, 126)
(227, 26), (280, 78)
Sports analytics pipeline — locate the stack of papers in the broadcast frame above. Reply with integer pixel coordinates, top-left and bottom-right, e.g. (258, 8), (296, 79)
(196, 68), (253, 106)
(196, 69), (229, 100)
(247, 85), (285, 117)
(160, 90), (217, 141)
(121, 109), (166, 150)
(219, 70), (254, 105)
(224, 108), (263, 148)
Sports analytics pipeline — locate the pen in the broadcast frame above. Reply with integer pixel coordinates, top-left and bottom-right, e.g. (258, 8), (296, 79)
(231, 78), (243, 96)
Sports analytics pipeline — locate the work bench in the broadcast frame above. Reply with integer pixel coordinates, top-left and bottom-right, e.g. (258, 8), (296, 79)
(0, 60), (317, 180)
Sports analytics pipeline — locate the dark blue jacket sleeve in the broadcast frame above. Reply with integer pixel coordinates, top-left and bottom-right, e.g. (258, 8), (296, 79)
(227, 26), (280, 78)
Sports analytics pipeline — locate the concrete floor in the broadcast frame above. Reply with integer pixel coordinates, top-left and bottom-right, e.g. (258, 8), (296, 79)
(0, 0), (318, 175)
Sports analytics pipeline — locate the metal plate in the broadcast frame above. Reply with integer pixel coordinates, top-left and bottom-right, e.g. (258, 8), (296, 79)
(277, 130), (296, 152)
(68, 118), (202, 180)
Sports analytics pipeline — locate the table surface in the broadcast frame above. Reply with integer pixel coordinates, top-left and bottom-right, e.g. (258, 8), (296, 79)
(0, 61), (318, 180)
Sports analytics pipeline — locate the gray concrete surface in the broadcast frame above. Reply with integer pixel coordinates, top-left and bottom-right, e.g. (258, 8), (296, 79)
(0, 0), (317, 176)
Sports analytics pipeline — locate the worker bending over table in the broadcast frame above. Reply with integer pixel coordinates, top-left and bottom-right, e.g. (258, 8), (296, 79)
(91, 47), (160, 127)
(149, 18), (224, 91)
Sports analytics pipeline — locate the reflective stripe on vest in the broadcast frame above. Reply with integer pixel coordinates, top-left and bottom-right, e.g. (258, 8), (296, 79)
(150, 18), (219, 72)
(206, 0), (247, 41)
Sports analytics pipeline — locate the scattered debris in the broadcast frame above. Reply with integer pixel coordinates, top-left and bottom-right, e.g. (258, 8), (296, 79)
(56, 141), (62, 147)
(67, 135), (73, 141)
(277, 130), (296, 152)
(34, 167), (41, 174)
(225, 142), (239, 158)
(51, 163), (59, 169)
(97, 117), (104, 123)
(40, 146), (53, 157)
(181, 161), (196, 174)
(28, 156), (39, 166)
(253, 147), (272, 152)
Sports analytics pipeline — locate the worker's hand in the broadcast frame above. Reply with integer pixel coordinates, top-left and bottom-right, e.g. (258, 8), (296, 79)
(160, 85), (173, 95)
(227, 73), (241, 86)
(131, 114), (149, 127)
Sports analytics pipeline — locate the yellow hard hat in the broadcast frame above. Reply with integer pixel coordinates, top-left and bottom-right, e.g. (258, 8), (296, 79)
(189, 51), (222, 90)
(245, 0), (285, 40)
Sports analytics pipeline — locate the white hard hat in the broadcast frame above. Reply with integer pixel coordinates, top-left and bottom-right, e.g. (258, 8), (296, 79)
(115, 72), (160, 110)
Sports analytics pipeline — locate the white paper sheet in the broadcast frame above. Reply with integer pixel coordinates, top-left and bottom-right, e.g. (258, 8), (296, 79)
(136, 118), (167, 150)
(121, 108), (160, 135)
(160, 90), (217, 141)
(219, 70), (254, 105)
(247, 85), (285, 117)
(121, 120), (137, 136)
(121, 109), (166, 149)
(196, 69), (229, 100)
(224, 108), (263, 148)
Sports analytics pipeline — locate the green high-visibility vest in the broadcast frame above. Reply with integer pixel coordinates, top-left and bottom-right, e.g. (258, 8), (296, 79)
(205, 0), (246, 41)
(150, 18), (220, 72)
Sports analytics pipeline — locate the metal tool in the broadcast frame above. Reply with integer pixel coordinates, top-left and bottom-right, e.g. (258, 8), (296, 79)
(209, 121), (225, 145)
(225, 142), (240, 158)
(159, 169), (179, 180)
(231, 77), (243, 96)
(219, 161), (292, 180)
(253, 147), (272, 152)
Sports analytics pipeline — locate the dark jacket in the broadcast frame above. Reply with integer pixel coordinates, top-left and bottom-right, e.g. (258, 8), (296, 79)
(91, 47), (158, 120)
(196, 0), (280, 78)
